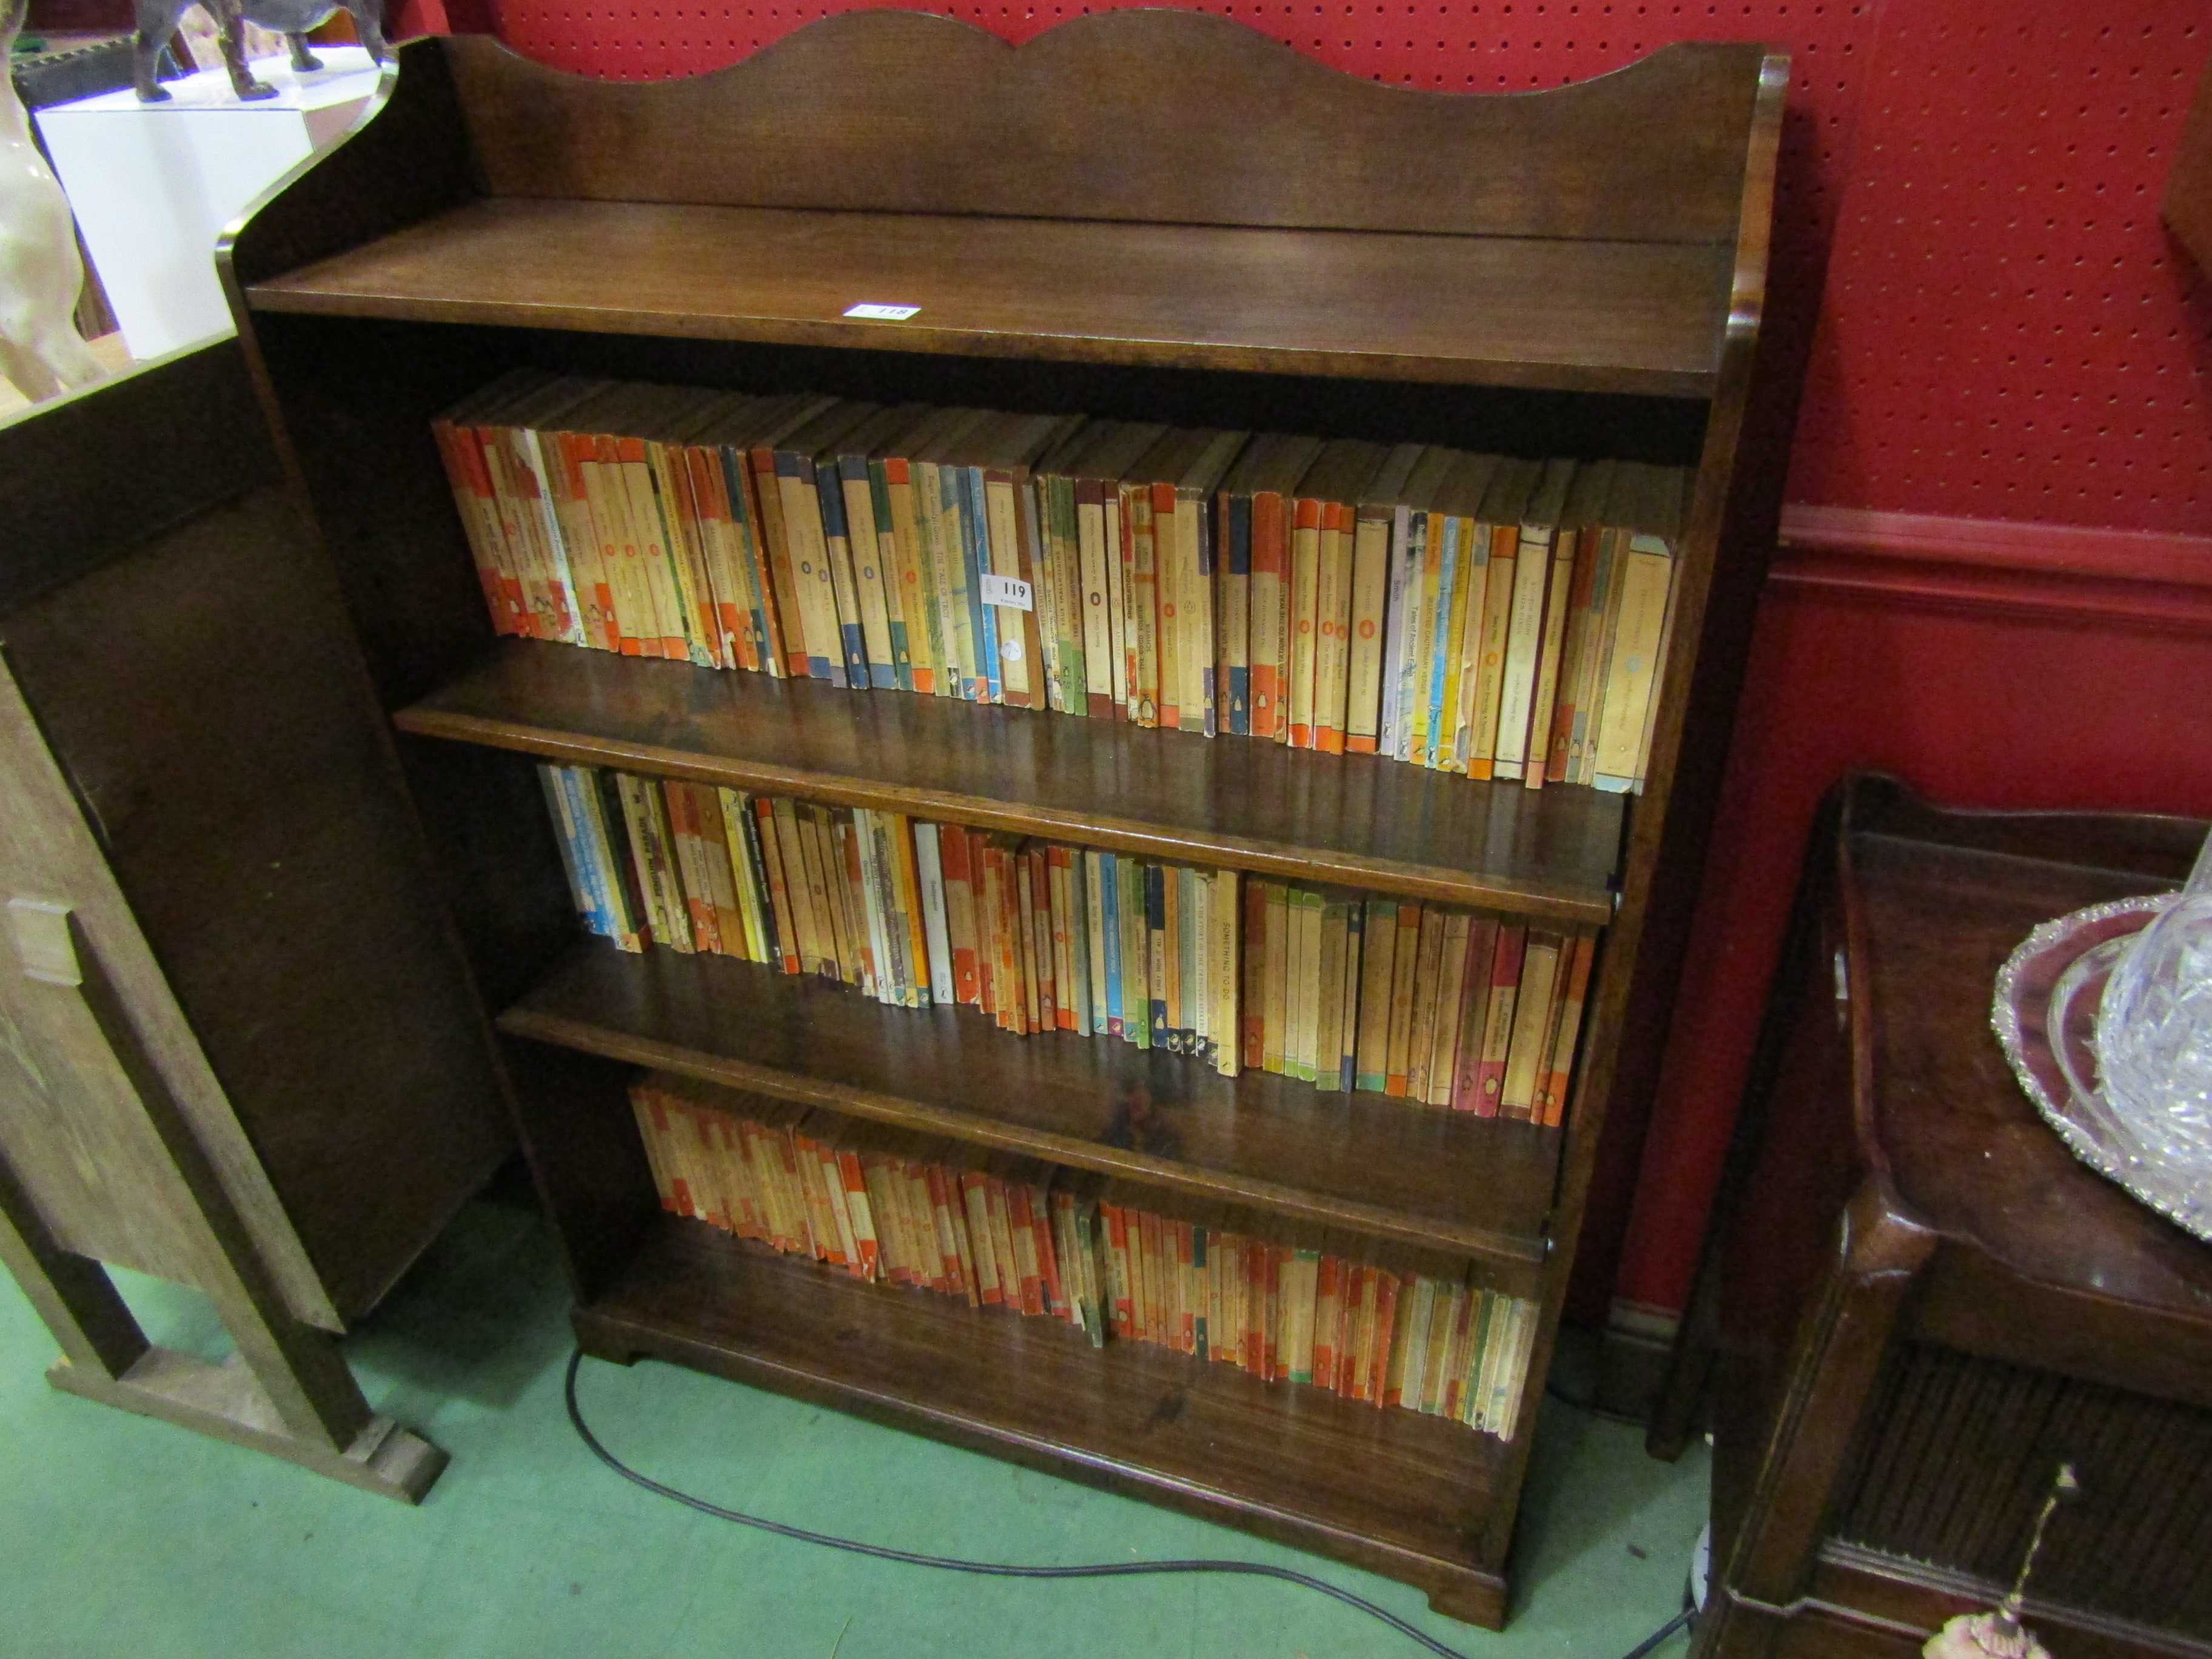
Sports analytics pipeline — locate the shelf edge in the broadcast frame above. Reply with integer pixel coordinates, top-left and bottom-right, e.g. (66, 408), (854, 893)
(242, 286), (1719, 401)
(396, 704), (1619, 928)
(500, 1002), (1552, 1275)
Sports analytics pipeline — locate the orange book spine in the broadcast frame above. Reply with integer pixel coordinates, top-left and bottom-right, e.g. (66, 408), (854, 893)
(1137, 1208), (1165, 1347)
(1031, 1185), (1065, 1319)
(474, 424), (548, 640)
(751, 796), (802, 975)
(557, 433), (620, 651)
(1287, 496), (1322, 748)
(614, 435), (687, 659)
(1339, 1264), (1370, 1398)
(976, 840), (1002, 1022)
(1048, 845), (1078, 1032)
(1024, 846), (1054, 1033)
(660, 780), (720, 954)
(962, 1171), (1002, 1305)
(994, 842), (1028, 1034)
(746, 441), (807, 676)
(833, 1150), (876, 1279)
(1312, 1253), (1341, 1393)
(1540, 933), (1598, 1128)
(652, 440), (720, 666)
(1471, 923), (1526, 1118)
(1005, 1181), (1047, 1316)
(1383, 900), (1423, 1098)
(942, 825), (982, 1007)
(1175, 1220), (1197, 1355)
(1264, 1243), (1288, 1380)
(1314, 501), (1353, 756)
(642, 1092), (682, 1214)
(1102, 1204), (1133, 1336)
(1150, 480), (1183, 728)
(1369, 1270), (1401, 1409)
(1241, 876), (1267, 1070)
(431, 422), (511, 634)
(589, 434), (657, 658)
(1248, 491), (1283, 739)
(686, 446), (753, 671)
(1243, 1239), (1267, 1373)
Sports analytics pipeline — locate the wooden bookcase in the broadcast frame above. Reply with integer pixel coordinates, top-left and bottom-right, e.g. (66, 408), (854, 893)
(220, 10), (1784, 1626)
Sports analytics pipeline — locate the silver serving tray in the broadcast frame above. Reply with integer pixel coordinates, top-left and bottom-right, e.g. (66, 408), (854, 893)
(1991, 894), (2211, 1245)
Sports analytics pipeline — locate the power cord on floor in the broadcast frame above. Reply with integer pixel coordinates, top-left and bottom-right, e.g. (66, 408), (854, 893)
(563, 1347), (1699, 1659)
(1546, 1378), (1653, 1427)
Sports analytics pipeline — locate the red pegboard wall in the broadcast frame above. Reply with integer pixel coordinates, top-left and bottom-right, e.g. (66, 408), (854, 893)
(480, 0), (2212, 533)
(1790, 2), (2212, 531)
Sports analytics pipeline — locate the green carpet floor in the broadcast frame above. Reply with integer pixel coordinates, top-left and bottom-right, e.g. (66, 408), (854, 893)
(0, 1192), (1707, 1658)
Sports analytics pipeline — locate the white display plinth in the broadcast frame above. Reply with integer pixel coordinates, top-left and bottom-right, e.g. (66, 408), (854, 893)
(35, 47), (384, 361)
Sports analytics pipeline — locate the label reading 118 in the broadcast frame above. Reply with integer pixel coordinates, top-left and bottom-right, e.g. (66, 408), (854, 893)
(980, 573), (1034, 612)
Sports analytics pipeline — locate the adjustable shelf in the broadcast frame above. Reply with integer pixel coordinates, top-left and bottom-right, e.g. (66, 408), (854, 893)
(398, 640), (1626, 925)
(581, 1216), (1514, 1608)
(501, 939), (1560, 1276)
(244, 196), (1732, 398)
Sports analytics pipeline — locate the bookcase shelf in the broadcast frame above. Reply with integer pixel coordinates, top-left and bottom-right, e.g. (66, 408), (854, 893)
(583, 1216), (1513, 1603)
(503, 939), (1560, 1275)
(222, 8), (1785, 1629)
(399, 640), (1626, 925)
(244, 196), (1734, 398)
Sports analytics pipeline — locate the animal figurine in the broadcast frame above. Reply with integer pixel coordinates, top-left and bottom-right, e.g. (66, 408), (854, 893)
(133, 0), (385, 104)
(1, 0), (106, 404)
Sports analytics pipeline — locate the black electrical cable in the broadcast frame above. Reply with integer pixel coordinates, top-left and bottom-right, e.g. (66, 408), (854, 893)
(1546, 1379), (1652, 1427)
(563, 1347), (1698, 1659)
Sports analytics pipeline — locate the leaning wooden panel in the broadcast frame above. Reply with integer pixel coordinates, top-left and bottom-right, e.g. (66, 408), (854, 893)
(0, 650), (331, 1322)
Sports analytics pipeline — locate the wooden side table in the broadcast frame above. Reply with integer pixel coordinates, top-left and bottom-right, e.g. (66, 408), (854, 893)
(1658, 774), (2212, 1659)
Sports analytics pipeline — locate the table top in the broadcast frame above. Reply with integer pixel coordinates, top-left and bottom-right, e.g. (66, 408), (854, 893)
(1842, 779), (2212, 1327)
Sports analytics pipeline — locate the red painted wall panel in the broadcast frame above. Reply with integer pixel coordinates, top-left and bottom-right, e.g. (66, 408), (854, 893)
(1788, 3), (2212, 529)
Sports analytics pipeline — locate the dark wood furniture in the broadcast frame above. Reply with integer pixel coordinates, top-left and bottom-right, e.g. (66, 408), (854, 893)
(220, 10), (1786, 1623)
(1661, 774), (2212, 1659)
(0, 341), (512, 1495)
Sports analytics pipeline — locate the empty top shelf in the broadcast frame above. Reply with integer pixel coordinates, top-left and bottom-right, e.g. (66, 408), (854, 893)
(244, 197), (1735, 397)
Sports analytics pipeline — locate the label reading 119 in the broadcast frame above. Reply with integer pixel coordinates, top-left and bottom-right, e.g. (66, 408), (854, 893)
(980, 573), (1034, 612)
(843, 303), (922, 321)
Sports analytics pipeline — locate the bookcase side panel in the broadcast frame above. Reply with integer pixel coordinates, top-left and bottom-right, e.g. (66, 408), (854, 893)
(219, 40), (478, 293)
(1479, 52), (1788, 1568)
(243, 313), (581, 1013)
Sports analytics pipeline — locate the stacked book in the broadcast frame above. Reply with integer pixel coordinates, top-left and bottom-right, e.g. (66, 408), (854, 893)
(1243, 885), (1594, 1125)
(440, 373), (1689, 796)
(545, 763), (1594, 1124)
(537, 762), (1244, 1073)
(633, 1074), (1540, 1439)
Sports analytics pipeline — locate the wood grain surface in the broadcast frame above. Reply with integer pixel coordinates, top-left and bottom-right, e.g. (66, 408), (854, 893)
(578, 1215), (1513, 1625)
(503, 939), (1560, 1275)
(245, 197), (1734, 396)
(398, 640), (1626, 925)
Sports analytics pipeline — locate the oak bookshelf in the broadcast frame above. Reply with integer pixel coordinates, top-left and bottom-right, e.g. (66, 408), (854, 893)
(222, 9), (1785, 1626)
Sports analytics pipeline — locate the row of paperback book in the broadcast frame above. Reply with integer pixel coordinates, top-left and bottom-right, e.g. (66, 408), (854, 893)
(543, 762), (1594, 1122)
(441, 371), (1687, 794)
(632, 1074), (1541, 1438)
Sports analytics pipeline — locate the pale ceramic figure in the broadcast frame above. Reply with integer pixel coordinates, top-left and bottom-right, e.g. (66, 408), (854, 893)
(0, 0), (106, 404)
